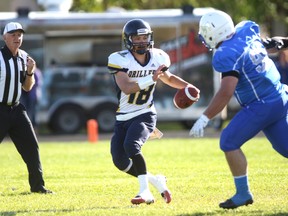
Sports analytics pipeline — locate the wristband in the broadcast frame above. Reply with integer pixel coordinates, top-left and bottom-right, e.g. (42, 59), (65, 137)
(138, 75), (155, 90)
(26, 72), (34, 76)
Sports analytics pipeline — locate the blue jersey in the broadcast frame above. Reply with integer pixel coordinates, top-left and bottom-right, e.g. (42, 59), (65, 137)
(213, 21), (285, 106)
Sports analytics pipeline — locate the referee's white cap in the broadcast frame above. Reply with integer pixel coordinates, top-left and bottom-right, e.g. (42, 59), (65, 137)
(3, 22), (25, 35)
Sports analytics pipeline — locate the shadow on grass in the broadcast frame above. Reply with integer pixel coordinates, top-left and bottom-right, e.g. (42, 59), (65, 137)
(0, 213), (16, 216)
(0, 206), (123, 216)
(0, 191), (49, 196)
(177, 210), (288, 216)
(1, 209), (288, 216)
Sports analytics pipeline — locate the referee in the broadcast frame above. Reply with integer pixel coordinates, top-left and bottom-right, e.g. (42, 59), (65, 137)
(0, 22), (53, 194)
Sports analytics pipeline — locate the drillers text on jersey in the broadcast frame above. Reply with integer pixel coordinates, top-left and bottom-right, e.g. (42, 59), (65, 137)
(128, 70), (155, 78)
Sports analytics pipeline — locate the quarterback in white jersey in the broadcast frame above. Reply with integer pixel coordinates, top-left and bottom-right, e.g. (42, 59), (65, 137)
(108, 47), (170, 121)
(108, 18), (199, 205)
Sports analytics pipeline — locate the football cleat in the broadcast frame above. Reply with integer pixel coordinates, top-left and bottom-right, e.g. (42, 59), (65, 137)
(131, 190), (155, 205)
(152, 175), (172, 203)
(219, 198), (254, 209)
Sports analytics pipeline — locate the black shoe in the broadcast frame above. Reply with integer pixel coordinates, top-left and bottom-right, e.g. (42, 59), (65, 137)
(31, 187), (54, 194)
(219, 198), (253, 209)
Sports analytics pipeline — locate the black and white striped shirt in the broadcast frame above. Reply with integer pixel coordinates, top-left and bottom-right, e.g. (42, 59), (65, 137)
(0, 45), (27, 105)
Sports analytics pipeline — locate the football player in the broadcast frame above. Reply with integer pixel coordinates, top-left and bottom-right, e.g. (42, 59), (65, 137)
(190, 10), (288, 209)
(107, 19), (199, 205)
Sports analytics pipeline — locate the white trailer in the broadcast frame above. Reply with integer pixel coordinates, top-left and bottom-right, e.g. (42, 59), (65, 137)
(0, 7), (224, 134)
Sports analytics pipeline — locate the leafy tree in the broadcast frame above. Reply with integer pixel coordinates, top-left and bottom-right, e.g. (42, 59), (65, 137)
(71, 0), (287, 35)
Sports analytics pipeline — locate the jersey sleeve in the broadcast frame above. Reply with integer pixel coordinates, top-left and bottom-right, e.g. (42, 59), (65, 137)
(107, 51), (130, 74)
(153, 48), (171, 68)
(213, 20), (260, 74)
(213, 52), (237, 73)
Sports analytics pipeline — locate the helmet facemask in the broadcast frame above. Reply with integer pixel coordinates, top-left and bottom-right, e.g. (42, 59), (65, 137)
(128, 33), (153, 55)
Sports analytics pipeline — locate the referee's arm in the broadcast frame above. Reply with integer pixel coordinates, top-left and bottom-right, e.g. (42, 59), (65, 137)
(23, 73), (35, 92)
(22, 56), (36, 92)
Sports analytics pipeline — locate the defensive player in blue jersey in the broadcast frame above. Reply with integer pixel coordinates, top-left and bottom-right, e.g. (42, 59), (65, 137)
(190, 10), (288, 209)
(108, 19), (200, 205)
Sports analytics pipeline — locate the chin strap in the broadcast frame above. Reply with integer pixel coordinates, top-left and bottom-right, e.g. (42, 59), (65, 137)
(133, 47), (148, 55)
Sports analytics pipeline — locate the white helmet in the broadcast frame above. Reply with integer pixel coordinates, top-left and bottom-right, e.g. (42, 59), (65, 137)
(199, 10), (235, 50)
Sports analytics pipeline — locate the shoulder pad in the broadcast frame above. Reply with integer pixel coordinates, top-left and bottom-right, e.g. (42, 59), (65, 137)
(108, 50), (130, 74)
(152, 48), (171, 67)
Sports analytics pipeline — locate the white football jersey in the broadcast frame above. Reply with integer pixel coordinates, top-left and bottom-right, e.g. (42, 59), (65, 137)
(108, 48), (170, 121)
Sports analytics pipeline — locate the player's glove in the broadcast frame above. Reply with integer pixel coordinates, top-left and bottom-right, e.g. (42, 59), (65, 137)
(262, 37), (286, 50)
(189, 114), (209, 137)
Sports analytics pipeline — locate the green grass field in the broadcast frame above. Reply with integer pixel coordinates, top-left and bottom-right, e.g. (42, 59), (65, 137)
(0, 137), (287, 216)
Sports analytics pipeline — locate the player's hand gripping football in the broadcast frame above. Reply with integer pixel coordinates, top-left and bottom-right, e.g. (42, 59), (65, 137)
(189, 114), (209, 137)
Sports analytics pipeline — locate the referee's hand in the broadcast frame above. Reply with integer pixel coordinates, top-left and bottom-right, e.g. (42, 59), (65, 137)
(27, 56), (36, 73)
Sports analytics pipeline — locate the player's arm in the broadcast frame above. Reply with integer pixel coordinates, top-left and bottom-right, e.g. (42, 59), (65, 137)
(22, 56), (36, 92)
(116, 64), (174, 95)
(114, 67), (163, 95)
(108, 52), (143, 94)
(114, 71), (141, 95)
(203, 73), (238, 119)
(159, 67), (199, 91)
(190, 72), (238, 137)
(155, 49), (199, 90)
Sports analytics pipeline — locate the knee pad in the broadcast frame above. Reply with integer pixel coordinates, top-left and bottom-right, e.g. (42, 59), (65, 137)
(220, 130), (239, 151)
(112, 154), (131, 171)
(220, 141), (233, 152)
(123, 142), (141, 158)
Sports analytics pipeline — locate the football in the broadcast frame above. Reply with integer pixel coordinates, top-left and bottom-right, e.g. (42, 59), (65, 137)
(173, 86), (199, 109)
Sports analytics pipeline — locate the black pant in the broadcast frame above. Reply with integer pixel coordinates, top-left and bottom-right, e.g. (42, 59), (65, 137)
(0, 103), (45, 191)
